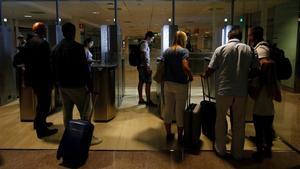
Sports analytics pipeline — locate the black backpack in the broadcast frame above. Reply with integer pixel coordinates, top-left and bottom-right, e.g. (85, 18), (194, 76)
(129, 41), (144, 66)
(260, 43), (292, 80)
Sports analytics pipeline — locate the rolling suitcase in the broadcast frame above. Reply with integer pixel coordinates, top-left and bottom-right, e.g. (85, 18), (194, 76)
(183, 83), (201, 153)
(200, 77), (216, 140)
(57, 120), (94, 167)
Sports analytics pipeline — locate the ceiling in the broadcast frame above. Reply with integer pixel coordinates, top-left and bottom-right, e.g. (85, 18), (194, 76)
(2, 0), (288, 37)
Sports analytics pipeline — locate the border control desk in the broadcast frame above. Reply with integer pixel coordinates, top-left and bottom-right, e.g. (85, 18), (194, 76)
(92, 63), (117, 122)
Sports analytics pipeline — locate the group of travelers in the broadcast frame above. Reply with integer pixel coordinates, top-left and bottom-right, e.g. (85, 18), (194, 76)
(16, 20), (281, 162)
(15, 22), (96, 140)
(154, 26), (281, 162)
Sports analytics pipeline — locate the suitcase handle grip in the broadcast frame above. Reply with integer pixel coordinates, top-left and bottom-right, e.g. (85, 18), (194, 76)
(187, 82), (192, 106)
(201, 76), (211, 101)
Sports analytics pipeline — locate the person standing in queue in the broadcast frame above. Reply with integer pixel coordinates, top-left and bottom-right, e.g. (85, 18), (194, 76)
(23, 22), (58, 138)
(202, 26), (260, 160)
(52, 22), (92, 126)
(137, 31), (157, 107)
(248, 26), (282, 162)
(52, 22), (101, 144)
(83, 38), (95, 68)
(162, 31), (193, 144)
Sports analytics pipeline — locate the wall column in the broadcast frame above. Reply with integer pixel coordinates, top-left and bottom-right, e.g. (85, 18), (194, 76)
(259, 0), (268, 39)
(72, 17), (82, 43)
(0, 0), (2, 26)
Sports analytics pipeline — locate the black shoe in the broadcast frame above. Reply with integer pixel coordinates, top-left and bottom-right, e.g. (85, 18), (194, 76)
(178, 136), (184, 146)
(146, 101), (157, 107)
(166, 133), (175, 144)
(264, 148), (272, 158)
(138, 100), (147, 105)
(34, 122), (54, 129)
(252, 152), (264, 162)
(36, 128), (58, 139)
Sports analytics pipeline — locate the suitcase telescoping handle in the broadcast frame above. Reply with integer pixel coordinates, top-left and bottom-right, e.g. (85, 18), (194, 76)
(187, 82), (192, 106)
(200, 76), (212, 102)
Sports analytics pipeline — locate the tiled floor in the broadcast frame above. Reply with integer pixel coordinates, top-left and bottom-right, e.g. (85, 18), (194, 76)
(0, 86), (291, 152)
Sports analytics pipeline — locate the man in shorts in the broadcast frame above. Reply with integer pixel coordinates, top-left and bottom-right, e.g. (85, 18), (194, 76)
(137, 31), (156, 107)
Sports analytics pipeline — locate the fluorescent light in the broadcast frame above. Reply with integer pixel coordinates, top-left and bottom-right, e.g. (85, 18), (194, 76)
(3, 18), (7, 22)
(24, 15), (32, 18)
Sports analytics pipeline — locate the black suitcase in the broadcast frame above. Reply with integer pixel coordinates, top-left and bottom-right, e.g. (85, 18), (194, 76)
(57, 120), (94, 167)
(200, 77), (216, 140)
(183, 83), (201, 153)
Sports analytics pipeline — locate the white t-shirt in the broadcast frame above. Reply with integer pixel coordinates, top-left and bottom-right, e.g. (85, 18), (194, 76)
(140, 40), (150, 67)
(254, 41), (270, 59)
(85, 48), (93, 62)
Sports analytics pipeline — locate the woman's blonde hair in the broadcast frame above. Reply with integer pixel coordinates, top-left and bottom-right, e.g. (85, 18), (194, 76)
(173, 31), (187, 47)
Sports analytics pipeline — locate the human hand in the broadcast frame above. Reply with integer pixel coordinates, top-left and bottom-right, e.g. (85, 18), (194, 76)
(201, 73), (208, 79)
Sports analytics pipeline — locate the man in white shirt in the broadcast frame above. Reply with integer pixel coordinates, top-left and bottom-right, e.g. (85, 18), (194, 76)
(137, 31), (156, 107)
(203, 26), (260, 160)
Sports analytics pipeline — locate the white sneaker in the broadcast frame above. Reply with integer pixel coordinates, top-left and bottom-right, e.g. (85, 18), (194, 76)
(91, 136), (103, 145)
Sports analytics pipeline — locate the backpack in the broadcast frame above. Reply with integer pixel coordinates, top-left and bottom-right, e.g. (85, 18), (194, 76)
(260, 43), (292, 80)
(129, 41), (144, 66)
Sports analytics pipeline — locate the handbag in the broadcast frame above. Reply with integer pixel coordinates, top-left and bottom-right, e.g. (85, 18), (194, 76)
(153, 61), (165, 83)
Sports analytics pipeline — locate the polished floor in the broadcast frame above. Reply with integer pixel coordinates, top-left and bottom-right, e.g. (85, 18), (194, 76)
(0, 48), (299, 168)
(1, 150), (300, 169)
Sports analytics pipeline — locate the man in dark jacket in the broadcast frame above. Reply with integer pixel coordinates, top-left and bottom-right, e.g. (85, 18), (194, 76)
(52, 22), (92, 126)
(23, 22), (58, 138)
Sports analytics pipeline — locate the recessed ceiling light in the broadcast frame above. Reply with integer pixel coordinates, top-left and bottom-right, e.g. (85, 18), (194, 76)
(92, 11), (99, 14)
(30, 11), (46, 14)
(24, 15), (32, 18)
(184, 21), (194, 23)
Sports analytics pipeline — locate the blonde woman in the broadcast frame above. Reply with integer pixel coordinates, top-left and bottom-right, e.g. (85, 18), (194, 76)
(162, 31), (193, 144)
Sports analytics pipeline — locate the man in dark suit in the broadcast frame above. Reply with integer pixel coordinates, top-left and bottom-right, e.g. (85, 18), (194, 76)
(23, 22), (58, 138)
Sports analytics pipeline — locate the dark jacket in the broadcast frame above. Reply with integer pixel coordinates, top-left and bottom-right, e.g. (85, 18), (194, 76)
(52, 38), (90, 88)
(23, 36), (52, 87)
